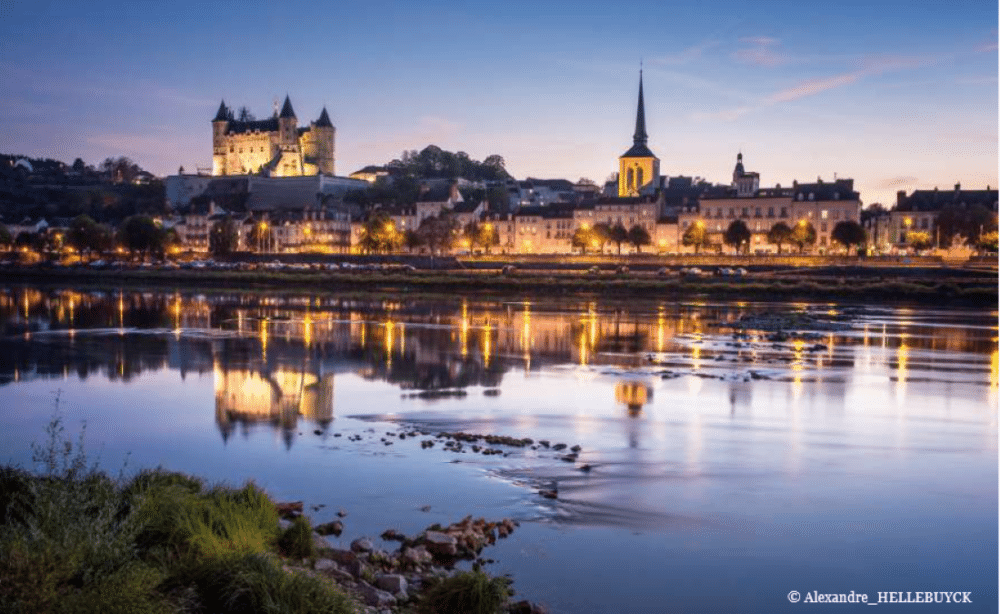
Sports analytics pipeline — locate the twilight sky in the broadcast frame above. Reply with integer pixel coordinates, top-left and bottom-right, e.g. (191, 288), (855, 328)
(1, 0), (996, 206)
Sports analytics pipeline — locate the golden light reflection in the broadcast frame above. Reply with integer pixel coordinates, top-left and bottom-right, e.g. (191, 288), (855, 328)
(896, 338), (909, 404)
(460, 301), (469, 358)
(656, 306), (665, 353)
(260, 318), (269, 357)
(118, 293), (125, 332)
(385, 320), (395, 367)
(482, 324), (492, 368)
(304, 312), (313, 348)
(989, 348), (998, 410)
(578, 331), (588, 365)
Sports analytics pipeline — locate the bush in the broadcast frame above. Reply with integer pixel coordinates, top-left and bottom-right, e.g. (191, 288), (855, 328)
(136, 479), (279, 560)
(418, 570), (511, 614)
(178, 552), (354, 614)
(278, 515), (316, 560)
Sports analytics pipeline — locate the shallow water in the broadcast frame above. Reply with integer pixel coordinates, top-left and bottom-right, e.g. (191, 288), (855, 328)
(1, 287), (996, 612)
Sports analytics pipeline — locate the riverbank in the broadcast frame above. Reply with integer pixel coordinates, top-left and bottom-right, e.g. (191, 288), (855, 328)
(0, 416), (544, 614)
(2, 263), (996, 306)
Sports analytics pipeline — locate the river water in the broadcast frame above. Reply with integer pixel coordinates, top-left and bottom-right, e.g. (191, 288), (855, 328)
(0, 287), (996, 613)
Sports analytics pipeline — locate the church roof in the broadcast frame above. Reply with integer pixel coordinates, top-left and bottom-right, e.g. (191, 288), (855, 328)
(315, 107), (333, 128)
(620, 143), (657, 159)
(279, 95), (296, 119)
(213, 100), (229, 122)
(633, 71), (648, 145)
(620, 71), (656, 159)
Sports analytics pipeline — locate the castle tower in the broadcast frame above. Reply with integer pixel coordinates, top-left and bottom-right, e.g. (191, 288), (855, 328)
(212, 100), (230, 176)
(312, 107), (336, 175)
(278, 95), (297, 147)
(618, 70), (660, 197)
(731, 152), (759, 197)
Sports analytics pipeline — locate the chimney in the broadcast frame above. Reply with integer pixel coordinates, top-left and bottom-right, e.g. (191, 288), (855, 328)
(954, 182), (961, 192)
(897, 190), (906, 208)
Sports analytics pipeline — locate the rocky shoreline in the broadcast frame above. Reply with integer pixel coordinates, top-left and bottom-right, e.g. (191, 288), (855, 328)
(274, 500), (546, 614)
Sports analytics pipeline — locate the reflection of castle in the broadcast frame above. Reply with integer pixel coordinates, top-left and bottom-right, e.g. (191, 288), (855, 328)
(214, 365), (334, 441)
(615, 380), (652, 416)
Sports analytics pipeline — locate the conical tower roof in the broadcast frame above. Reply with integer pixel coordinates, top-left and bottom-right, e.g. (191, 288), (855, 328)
(633, 70), (647, 145)
(279, 95), (296, 119)
(213, 100), (229, 122)
(315, 106), (333, 128)
(620, 70), (656, 159)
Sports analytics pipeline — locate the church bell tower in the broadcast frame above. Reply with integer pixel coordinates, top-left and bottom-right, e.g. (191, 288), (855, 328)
(618, 70), (659, 197)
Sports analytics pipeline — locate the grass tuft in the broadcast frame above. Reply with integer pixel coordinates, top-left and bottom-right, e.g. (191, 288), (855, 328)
(278, 514), (316, 560)
(418, 569), (511, 614)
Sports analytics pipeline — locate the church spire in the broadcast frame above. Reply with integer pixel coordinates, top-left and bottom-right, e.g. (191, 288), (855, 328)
(633, 69), (647, 145)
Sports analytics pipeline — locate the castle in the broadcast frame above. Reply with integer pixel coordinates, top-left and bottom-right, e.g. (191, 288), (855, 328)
(211, 95), (335, 177)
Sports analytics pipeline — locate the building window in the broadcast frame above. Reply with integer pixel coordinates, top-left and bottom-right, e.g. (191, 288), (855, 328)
(742, 207), (748, 217)
(821, 209), (828, 219)
(821, 222), (827, 232)
(755, 207), (762, 217)
(729, 208), (735, 218)
(768, 207), (774, 217)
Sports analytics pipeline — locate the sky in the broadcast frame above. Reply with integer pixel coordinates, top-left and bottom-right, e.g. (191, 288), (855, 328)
(1, 0), (996, 206)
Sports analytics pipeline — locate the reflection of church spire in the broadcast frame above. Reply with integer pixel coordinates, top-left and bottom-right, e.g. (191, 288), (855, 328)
(633, 68), (648, 146)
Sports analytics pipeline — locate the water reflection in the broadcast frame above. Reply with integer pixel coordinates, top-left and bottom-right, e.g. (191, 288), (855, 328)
(1, 288), (997, 448)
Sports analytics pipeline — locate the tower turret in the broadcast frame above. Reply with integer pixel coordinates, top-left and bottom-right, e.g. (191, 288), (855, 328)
(312, 107), (336, 175)
(212, 100), (230, 176)
(278, 95), (297, 145)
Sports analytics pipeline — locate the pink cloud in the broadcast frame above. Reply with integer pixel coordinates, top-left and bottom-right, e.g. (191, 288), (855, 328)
(732, 36), (786, 67)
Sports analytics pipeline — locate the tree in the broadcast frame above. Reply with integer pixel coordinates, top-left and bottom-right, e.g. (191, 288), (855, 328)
(466, 221), (499, 254)
(907, 231), (932, 252)
(976, 230), (998, 253)
(71, 158), (86, 173)
(608, 223), (628, 255)
(830, 220), (866, 253)
(628, 225), (651, 253)
(790, 221), (817, 254)
(0, 224), (11, 249)
(767, 222), (792, 254)
(592, 223), (612, 254)
(403, 229), (423, 253)
(359, 211), (401, 254)
(68, 214), (103, 256)
(100, 157), (141, 184)
(723, 220), (751, 254)
(682, 223), (708, 254)
(118, 215), (164, 256)
(210, 216), (239, 256)
(415, 214), (459, 255)
(935, 204), (998, 248)
(248, 220), (273, 253)
(571, 227), (594, 254)
(14, 231), (45, 251)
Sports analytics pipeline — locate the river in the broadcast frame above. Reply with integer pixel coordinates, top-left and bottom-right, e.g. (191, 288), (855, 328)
(0, 286), (996, 612)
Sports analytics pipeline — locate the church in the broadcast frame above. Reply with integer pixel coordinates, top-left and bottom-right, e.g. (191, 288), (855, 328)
(617, 70), (659, 198)
(211, 96), (335, 177)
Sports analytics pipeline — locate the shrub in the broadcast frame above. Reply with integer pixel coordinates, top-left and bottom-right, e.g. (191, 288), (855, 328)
(136, 479), (280, 560)
(418, 570), (511, 614)
(278, 515), (316, 560)
(179, 552), (354, 614)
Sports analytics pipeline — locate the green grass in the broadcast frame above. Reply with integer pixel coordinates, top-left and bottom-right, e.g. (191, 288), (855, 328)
(418, 570), (511, 614)
(277, 515), (316, 560)
(0, 415), (354, 614)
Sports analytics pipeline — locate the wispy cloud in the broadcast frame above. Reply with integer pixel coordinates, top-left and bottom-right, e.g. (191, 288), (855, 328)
(732, 36), (786, 67)
(876, 176), (920, 190)
(651, 40), (720, 66)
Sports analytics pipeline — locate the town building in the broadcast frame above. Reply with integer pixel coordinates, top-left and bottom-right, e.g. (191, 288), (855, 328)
(678, 154), (862, 254)
(864, 184), (998, 253)
(211, 96), (334, 177)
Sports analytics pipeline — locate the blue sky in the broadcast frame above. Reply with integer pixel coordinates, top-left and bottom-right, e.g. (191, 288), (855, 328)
(1, 0), (996, 205)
